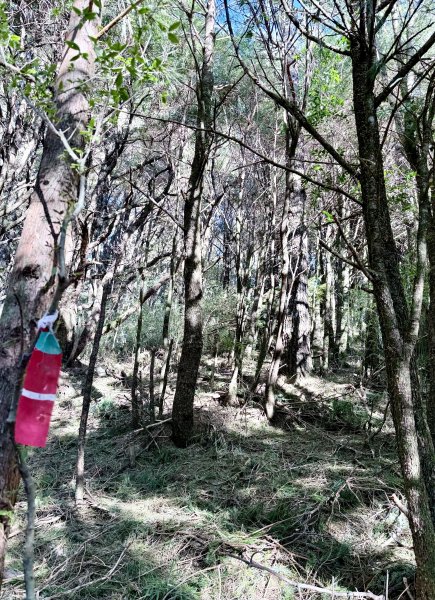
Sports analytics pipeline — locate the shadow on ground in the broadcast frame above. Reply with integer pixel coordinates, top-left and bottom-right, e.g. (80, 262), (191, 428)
(1, 364), (413, 600)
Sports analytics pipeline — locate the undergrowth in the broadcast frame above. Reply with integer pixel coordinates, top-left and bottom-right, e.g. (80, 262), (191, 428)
(1, 364), (413, 599)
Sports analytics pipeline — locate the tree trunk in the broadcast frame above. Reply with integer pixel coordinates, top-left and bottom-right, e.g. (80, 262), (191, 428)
(351, 38), (435, 598)
(75, 280), (110, 505)
(363, 302), (381, 378)
(171, 0), (215, 447)
(158, 238), (177, 417)
(285, 177), (312, 382)
(334, 199), (351, 360)
(0, 1), (99, 582)
(252, 164), (278, 391)
(161, 237), (177, 351)
(428, 226), (435, 438)
(149, 348), (156, 424)
(265, 135), (293, 419)
(158, 338), (173, 418)
(228, 165), (251, 405)
(131, 289), (145, 429)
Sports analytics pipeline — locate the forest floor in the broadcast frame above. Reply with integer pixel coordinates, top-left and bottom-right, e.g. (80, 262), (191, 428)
(1, 357), (414, 600)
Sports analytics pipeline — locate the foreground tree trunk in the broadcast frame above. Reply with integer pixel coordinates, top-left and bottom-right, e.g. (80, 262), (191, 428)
(0, 1), (99, 582)
(171, 0), (215, 447)
(226, 0), (435, 591)
(351, 32), (435, 598)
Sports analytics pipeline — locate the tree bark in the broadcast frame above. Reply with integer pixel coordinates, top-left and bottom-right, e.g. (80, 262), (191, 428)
(159, 338), (173, 418)
(131, 288), (145, 429)
(265, 128), (293, 419)
(228, 163), (253, 405)
(0, 0), (99, 582)
(285, 177), (312, 382)
(351, 35), (435, 598)
(171, 0), (215, 447)
(334, 199), (351, 360)
(149, 348), (156, 424)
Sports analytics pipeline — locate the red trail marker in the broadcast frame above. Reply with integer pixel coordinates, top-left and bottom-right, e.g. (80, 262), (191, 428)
(15, 321), (62, 448)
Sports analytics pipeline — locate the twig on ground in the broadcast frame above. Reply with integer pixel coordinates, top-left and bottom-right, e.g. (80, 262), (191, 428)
(402, 577), (415, 600)
(161, 565), (219, 600)
(43, 542), (130, 600)
(369, 399), (390, 443)
(38, 524), (118, 591)
(226, 553), (385, 599)
(391, 493), (409, 518)
(133, 417), (172, 432)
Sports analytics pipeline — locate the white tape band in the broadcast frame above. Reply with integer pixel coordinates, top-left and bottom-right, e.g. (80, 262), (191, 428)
(21, 389), (56, 401)
(37, 310), (59, 331)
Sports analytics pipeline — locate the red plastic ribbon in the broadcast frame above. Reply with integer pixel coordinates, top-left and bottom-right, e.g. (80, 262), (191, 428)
(15, 327), (62, 448)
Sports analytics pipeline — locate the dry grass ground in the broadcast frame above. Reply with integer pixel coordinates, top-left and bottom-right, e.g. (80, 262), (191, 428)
(1, 359), (414, 599)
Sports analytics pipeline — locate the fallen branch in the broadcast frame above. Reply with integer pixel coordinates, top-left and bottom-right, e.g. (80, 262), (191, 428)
(38, 524), (118, 592)
(391, 493), (409, 519)
(43, 543), (130, 600)
(226, 553), (385, 599)
(161, 565), (219, 600)
(133, 418), (172, 432)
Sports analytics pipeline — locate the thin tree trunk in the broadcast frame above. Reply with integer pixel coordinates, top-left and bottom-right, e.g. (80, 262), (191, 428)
(149, 348), (156, 424)
(285, 177), (312, 382)
(252, 164), (278, 391)
(363, 303), (381, 379)
(162, 237), (177, 350)
(335, 199), (351, 360)
(228, 164), (250, 405)
(265, 137), (293, 419)
(245, 247), (266, 358)
(171, 0), (215, 447)
(131, 289), (145, 429)
(158, 237), (177, 412)
(75, 280), (110, 505)
(428, 224), (435, 437)
(159, 338), (173, 418)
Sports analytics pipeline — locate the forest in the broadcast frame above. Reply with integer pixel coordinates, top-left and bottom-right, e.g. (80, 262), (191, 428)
(0, 0), (435, 598)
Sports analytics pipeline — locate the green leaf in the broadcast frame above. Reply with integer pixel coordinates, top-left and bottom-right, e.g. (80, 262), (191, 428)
(168, 32), (179, 44)
(65, 40), (80, 51)
(119, 86), (129, 102)
(115, 72), (123, 88)
(83, 8), (98, 21)
(9, 33), (20, 47)
(322, 210), (334, 223)
(169, 21), (181, 31)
